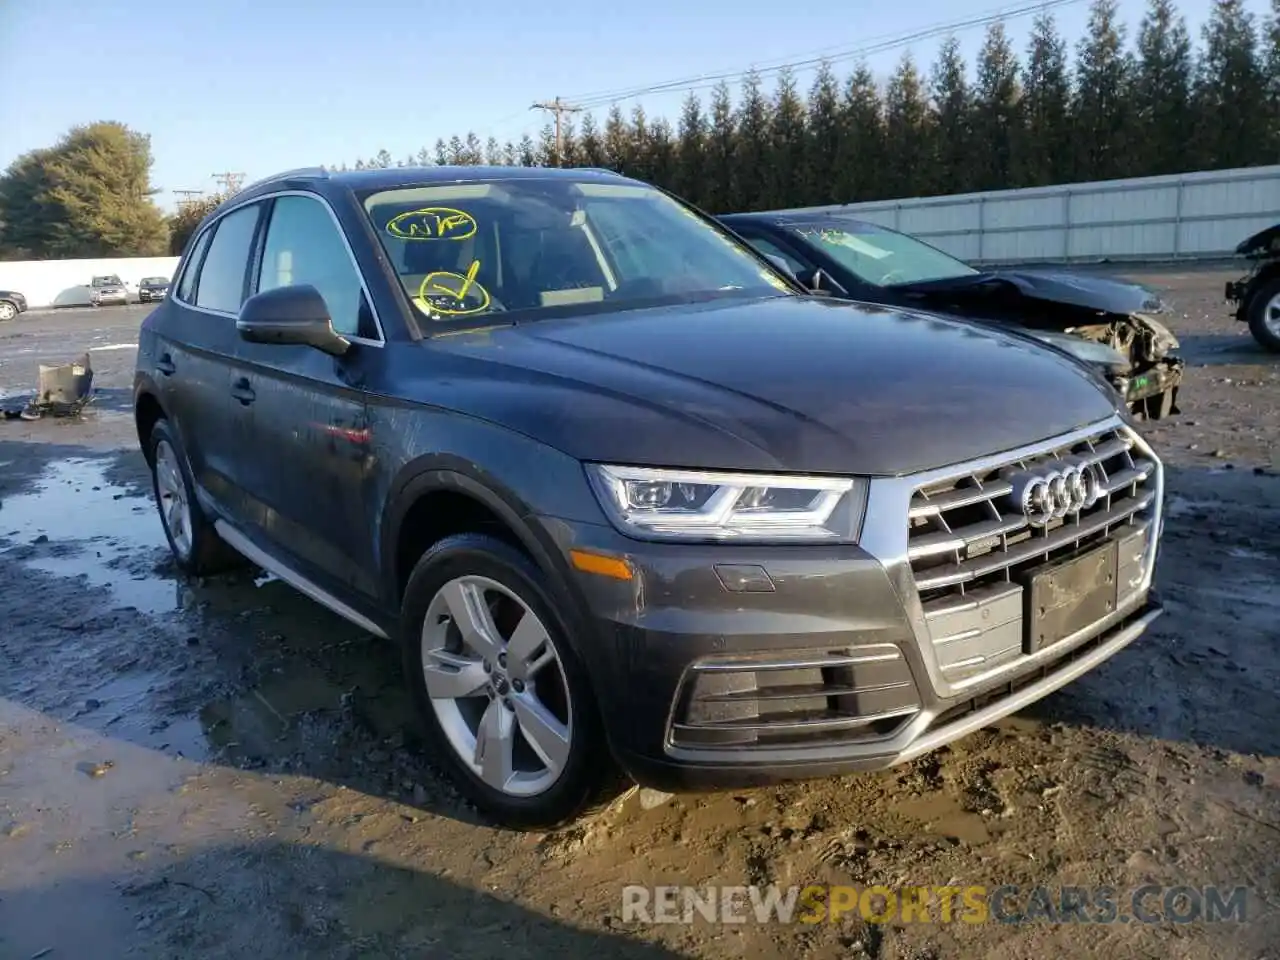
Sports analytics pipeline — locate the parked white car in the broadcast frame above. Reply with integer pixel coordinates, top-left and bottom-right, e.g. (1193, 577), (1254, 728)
(89, 275), (129, 306)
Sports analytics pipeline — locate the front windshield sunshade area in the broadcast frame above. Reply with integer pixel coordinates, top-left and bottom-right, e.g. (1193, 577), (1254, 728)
(363, 179), (792, 326)
(789, 221), (979, 287)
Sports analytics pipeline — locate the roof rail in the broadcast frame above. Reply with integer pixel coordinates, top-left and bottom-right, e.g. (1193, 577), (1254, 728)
(242, 166), (330, 191)
(575, 166), (621, 176)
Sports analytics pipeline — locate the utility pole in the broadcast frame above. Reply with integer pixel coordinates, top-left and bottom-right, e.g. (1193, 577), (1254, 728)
(172, 189), (205, 211)
(530, 97), (582, 165)
(211, 171), (246, 194)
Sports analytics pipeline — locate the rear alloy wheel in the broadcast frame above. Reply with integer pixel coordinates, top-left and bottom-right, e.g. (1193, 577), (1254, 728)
(146, 418), (242, 576)
(0, 301), (16, 321)
(1247, 278), (1280, 352)
(401, 533), (607, 827)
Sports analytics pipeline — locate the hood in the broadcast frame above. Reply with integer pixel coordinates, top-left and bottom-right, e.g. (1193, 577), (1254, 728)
(893, 269), (1165, 315)
(1235, 223), (1280, 258)
(418, 296), (1119, 477)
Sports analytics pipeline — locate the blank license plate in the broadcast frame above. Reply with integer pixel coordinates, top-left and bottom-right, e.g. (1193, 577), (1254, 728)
(1024, 540), (1120, 654)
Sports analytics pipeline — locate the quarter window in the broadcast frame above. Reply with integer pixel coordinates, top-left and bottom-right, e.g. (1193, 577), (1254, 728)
(195, 204), (261, 313)
(258, 195), (369, 337)
(176, 228), (214, 303)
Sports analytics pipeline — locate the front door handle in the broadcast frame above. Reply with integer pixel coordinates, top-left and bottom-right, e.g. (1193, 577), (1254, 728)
(156, 353), (176, 376)
(230, 378), (255, 406)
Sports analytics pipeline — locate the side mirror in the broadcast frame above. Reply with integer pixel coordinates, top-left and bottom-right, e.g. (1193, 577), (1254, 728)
(237, 284), (350, 357)
(796, 267), (837, 297)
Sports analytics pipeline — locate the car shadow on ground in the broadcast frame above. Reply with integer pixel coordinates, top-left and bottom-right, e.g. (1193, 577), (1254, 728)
(1, 441), (1277, 840)
(1175, 332), (1279, 367)
(0, 839), (686, 959)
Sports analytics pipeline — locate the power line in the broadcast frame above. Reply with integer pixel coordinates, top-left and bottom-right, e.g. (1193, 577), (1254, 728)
(211, 171), (246, 194)
(562, 0), (1084, 111)
(530, 97), (584, 164)
(172, 189), (206, 211)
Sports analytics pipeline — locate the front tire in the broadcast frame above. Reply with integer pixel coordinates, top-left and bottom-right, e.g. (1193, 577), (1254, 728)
(0, 301), (16, 321)
(147, 418), (241, 576)
(1246, 278), (1280, 352)
(400, 533), (608, 828)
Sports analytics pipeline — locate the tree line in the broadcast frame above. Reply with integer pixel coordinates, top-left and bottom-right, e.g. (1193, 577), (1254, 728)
(335, 0), (1280, 214)
(1, 0), (1277, 261)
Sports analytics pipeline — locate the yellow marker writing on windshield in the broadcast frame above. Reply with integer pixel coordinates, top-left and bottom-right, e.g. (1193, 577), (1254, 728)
(416, 259), (491, 316)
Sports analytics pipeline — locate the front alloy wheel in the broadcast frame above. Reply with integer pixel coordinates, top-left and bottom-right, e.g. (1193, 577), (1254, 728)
(0, 301), (15, 321)
(401, 533), (609, 827)
(422, 574), (573, 797)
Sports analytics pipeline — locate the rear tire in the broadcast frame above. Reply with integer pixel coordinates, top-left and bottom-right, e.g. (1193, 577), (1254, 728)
(1246, 278), (1280, 352)
(400, 532), (610, 828)
(146, 418), (242, 576)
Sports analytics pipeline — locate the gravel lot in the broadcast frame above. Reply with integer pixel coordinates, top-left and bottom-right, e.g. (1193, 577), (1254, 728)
(0, 272), (1278, 960)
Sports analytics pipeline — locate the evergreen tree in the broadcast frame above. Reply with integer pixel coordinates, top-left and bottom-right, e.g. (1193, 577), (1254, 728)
(1132, 0), (1194, 175)
(433, 138), (448, 165)
(559, 118), (581, 168)
(675, 92), (708, 206)
(884, 53), (930, 197)
(1195, 0), (1265, 169)
(768, 67), (808, 208)
(1021, 11), (1073, 186)
(502, 141), (519, 166)
(803, 61), (842, 207)
(629, 105), (652, 181)
(517, 134), (537, 166)
(971, 22), (1023, 191)
(373, 148), (394, 168)
(447, 136), (466, 164)
(416, 147), (432, 166)
(1073, 0), (1133, 181)
(0, 121), (168, 258)
(537, 123), (559, 167)
(576, 112), (608, 167)
(734, 69), (773, 210)
(1266, 0), (1280, 159)
(835, 63), (886, 202)
(604, 104), (632, 173)
(485, 136), (502, 165)
(929, 36), (973, 195)
(704, 81), (737, 212)
(648, 117), (677, 190)
(463, 132), (484, 165)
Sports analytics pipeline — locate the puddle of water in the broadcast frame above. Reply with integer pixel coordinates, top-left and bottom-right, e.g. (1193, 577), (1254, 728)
(0, 457), (181, 614)
(896, 792), (992, 846)
(84, 673), (211, 761)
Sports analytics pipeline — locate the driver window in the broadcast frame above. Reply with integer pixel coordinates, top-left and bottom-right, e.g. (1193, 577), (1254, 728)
(259, 195), (370, 338)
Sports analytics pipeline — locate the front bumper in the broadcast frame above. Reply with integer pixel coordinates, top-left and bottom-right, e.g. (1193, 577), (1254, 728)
(543, 416), (1164, 792)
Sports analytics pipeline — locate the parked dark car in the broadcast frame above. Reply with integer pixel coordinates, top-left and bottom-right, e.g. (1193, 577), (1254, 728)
(133, 166), (1165, 827)
(1224, 223), (1280, 352)
(90, 274), (129, 306)
(720, 211), (1184, 420)
(0, 289), (28, 321)
(139, 276), (170, 303)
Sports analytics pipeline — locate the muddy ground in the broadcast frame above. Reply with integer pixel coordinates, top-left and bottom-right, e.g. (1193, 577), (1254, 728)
(0, 270), (1278, 960)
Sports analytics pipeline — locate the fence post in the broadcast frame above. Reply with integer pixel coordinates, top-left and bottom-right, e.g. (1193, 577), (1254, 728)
(1172, 178), (1184, 259)
(1062, 188), (1072, 262)
(977, 195), (986, 262)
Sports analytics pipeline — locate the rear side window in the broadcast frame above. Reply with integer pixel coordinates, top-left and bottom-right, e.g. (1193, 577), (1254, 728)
(176, 228), (214, 302)
(195, 204), (262, 313)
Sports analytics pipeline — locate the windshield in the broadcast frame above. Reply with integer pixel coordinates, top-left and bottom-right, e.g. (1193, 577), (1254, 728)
(363, 178), (792, 328)
(142, 277), (167, 284)
(786, 220), (979, 287)
(92, 276), (122, 287)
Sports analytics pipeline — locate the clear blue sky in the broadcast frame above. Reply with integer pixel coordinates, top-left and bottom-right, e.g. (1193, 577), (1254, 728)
(0, 0), (1262, 211)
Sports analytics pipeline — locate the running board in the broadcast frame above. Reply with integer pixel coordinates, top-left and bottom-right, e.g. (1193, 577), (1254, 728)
(213, 520), (389, 639)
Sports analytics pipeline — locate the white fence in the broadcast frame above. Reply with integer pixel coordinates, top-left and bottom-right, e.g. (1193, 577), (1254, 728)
(776, 164), (1280, 265)
(0, 256), (181, 310)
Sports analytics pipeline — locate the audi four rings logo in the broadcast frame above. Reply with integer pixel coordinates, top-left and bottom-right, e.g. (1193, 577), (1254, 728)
(1009, 462), (1103, 527)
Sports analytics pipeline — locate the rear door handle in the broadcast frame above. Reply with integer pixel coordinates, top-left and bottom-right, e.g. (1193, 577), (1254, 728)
(156, 353), (175, 376)
(230, 378), (255, 406)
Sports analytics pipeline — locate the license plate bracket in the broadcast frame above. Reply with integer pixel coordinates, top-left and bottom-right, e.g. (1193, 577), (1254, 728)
(1023, 539), (1120, 654)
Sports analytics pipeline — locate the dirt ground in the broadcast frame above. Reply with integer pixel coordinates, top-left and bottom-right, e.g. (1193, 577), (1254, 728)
(0, 269), (1278, 960)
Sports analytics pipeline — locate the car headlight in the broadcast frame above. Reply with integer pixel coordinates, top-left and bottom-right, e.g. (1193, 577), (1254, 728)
(584, 464), (869, 542)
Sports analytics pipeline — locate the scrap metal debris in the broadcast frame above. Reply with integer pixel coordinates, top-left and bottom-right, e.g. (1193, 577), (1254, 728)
(2, 353), (94, 420)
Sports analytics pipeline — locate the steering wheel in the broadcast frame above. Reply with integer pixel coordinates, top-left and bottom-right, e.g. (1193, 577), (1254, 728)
(416, 271), (506, 317)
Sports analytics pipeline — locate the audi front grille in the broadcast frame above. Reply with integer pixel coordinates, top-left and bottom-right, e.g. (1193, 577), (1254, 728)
(905, 422), (1159, 683)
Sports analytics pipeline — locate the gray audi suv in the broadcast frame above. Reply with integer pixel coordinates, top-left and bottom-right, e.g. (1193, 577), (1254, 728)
(133, 165), (1166, 827)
